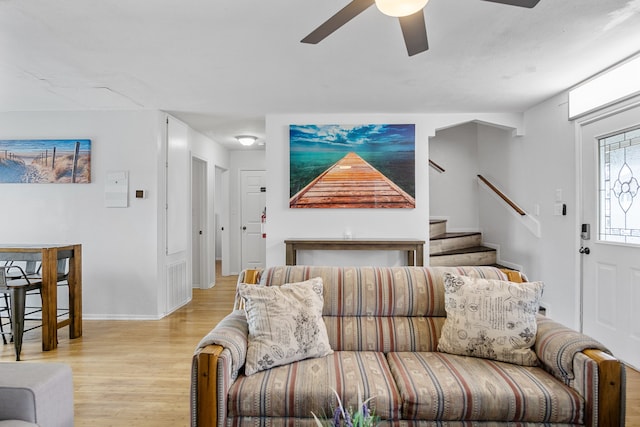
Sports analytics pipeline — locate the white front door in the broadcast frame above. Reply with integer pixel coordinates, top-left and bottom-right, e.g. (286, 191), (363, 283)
(240, 170), (266, 270)
(579, 101), (640, 369)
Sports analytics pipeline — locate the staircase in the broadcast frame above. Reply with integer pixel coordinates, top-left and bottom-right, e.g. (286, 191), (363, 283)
(429, 219), (497, 266)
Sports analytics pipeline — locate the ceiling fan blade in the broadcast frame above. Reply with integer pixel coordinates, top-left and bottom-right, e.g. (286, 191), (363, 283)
(301, 0), (375, 44)
(399, 11), (428, 57)
(481, 0), (540, 8)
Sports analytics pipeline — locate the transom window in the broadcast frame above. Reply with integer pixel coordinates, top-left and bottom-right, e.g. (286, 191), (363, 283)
(599, 127), (640, 245)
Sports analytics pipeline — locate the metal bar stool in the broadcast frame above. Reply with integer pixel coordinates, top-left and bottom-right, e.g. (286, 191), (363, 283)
(0, 265), (43, 360)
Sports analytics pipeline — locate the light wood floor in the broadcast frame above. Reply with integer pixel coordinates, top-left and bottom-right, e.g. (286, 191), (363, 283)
(1, 271), (639, 426)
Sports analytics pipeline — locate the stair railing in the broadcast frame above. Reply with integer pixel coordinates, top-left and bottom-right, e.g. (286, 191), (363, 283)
(477, 175), (526, 216)
(429, 159), (445, 173)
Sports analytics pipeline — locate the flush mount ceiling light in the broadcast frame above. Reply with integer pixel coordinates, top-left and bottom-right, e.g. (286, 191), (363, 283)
(375, 0), (428, 17)
(236, 135), (257, 146)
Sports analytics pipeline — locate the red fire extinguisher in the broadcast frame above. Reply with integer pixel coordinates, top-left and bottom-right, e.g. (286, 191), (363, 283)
(261, 207), (266, 238)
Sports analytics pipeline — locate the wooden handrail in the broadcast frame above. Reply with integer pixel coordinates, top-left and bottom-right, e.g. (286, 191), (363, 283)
(429, 159), (445, 173)
(477, 175), (526, 216)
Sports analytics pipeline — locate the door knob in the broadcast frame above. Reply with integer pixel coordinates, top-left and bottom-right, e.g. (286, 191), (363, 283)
(579, 246), (590, 255)
(242, 226), (247, 230)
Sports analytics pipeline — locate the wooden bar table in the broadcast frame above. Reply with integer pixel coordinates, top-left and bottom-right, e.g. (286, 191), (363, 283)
(284, 238), (425, 266)
(0, 244), (82, 351)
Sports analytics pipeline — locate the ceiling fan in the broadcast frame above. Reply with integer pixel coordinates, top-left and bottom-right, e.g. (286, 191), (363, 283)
(301, 0), (540, 57)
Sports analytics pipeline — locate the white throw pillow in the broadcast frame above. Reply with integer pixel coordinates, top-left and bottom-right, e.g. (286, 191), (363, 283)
(438, 273), (544, 366)
(239, 277), (333, 375)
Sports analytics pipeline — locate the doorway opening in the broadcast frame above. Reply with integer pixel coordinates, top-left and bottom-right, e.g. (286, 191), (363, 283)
(215, 165), (230, 277)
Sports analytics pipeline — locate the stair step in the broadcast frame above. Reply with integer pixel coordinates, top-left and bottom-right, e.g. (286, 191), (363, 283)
(429, 245), (497, 267)
(430, 232), (482, 255)
(429, 219), (447, 239)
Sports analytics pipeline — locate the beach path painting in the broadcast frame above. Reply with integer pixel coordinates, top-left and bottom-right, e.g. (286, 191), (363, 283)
(0, 139), (91, 183)
(290, 124), (415, 208)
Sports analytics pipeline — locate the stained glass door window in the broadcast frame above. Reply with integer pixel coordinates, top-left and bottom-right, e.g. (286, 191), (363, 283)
(599, 127), (640, 244)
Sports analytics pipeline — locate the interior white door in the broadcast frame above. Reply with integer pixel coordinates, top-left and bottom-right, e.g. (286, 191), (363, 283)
(240, 170), (266, 270)
(579, 102), (640, 369)
(192, 157), (207, 288)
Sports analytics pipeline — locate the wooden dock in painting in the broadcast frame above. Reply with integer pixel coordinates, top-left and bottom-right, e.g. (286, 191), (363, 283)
(289, 152), (415, 208)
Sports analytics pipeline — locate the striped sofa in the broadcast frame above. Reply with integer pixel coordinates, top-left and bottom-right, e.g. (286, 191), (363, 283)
(192, 266), (625, 427)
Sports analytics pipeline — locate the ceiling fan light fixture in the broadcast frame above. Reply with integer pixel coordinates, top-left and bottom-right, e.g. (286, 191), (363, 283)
(375, 0), (428, 17)
(236, 135), (257, 146)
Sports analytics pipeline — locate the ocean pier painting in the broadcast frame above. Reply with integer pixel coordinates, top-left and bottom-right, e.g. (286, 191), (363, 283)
(290, 124), (415, 208)
(0, 139), (91, 183)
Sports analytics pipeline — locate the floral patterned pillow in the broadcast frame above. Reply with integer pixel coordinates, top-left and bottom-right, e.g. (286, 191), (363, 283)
(438, 273), (544, 366)
(239, 277), (333, 376)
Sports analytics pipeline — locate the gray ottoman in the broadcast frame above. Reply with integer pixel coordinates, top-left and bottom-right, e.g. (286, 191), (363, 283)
(0, 363), (73, 427)
(0, 421), (39, 426)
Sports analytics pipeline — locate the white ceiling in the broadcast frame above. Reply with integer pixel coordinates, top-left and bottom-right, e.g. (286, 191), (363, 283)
(1, 0), (640, 149)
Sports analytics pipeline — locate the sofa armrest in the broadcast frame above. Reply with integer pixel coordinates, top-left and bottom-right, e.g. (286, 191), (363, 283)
(535, 316), (625, 427)
(535, 315), (609, 383)
(192, 311), (249, 427)
(582, 349), (625, 427)
(195, 310), (249, 376)
(196, 344), (224, 427)
(0, 363), (73, 427)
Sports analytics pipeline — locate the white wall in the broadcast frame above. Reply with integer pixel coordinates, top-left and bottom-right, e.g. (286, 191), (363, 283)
(263, 109), (582, 327)
(477, 92), (579, 327)
(0, 106), (579, 323)
(429, 122), (480, 231)
(424, 100), (580, 328)
(0, 110), (229, 318)
(0, 110), (163, 318)
(264, 113), (523, 267)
